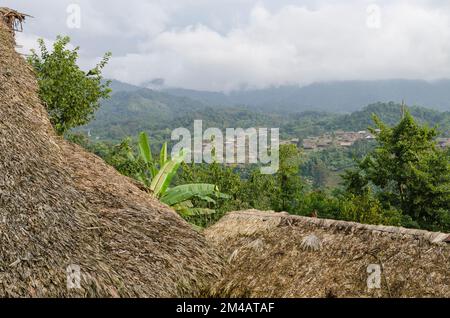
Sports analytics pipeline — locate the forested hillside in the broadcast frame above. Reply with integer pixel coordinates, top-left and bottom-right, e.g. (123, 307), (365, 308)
(80, 81), (450, 143)
(76, 82), (450, 217)
(85, 84), (207, 141)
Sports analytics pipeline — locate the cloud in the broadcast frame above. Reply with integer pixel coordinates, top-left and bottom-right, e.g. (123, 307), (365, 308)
(6, 0), (450, 91)
(15, 33), (53, 56)
(107, 1), (450, 91)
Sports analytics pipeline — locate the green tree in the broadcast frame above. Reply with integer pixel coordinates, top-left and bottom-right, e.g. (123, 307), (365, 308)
(343, 111), (450, 231)
(339, 189), (402, 226)
(28, 36), (111, 135)
(274, 144), (304, 212)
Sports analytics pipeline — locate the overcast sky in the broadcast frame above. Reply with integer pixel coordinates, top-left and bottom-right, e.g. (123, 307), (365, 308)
(5, 0), (450, 91)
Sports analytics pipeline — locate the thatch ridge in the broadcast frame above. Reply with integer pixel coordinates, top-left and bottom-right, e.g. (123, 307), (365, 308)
(209, 210), (450, 245)
(205, 210), (450, 298)
(0, 10), (222, 297)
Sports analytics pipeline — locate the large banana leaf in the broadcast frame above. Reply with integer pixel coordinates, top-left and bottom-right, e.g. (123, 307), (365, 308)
(196, 195), (217, 204)
(160, 184), (217, 206)
(150, 149), (187, 196)
(160, 142), (168, 168)
(138, 132), (152, 164)
(138, 132), (159, 180)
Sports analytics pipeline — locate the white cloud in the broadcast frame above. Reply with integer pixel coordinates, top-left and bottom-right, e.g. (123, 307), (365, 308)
(15, 33), (53, 55)
(6, 0), (450, 91)
(106, 2), (450, 91)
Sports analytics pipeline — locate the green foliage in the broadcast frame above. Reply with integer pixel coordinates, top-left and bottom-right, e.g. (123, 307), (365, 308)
(28, 36), (111, 135)
(338, 190), (403, 226)
(343, 110), (450, 231)
(160, 184), (218, 206)
(286, 188), (403, 226)
(71, 101), (449, 231)
(177, 145), (304, 223)
(107, 138), (144, 178)
(290, 190), (340, 219)
(82, 96), (450, 144)
(161, 184), (226, 221)
(274, 145), (304, 212)
(331, 102), (450, 134)
(179, 162), (249, 226)
(240, 170), (279, 211)
(129, 132), (157, 186)
(132, 132), (229, 222)
(150, 149), (187, 196)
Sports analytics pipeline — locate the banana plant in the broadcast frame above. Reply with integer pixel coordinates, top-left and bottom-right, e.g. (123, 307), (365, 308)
(149, 148), (187, 197)
(129, 132), (166, 187)
(131, 132), (230, 217)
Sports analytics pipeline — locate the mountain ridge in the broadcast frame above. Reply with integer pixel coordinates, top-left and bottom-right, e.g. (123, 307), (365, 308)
(161, 79), (450, 113)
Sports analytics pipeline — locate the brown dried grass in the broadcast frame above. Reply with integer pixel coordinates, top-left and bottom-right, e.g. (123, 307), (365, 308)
(0, 11), (223, 298)
(205, 210), (450, 298)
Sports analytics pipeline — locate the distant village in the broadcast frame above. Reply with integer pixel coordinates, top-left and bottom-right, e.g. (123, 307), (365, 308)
(281, 130), (450, 151)
(280, 130), (379, 151)
(194, 129), (450, 161)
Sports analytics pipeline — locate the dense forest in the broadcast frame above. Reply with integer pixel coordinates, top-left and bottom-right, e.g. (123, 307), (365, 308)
(75, 83), (449, 197)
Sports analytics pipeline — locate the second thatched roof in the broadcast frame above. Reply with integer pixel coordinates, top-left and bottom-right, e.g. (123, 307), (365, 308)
(205, 210), (450, 298)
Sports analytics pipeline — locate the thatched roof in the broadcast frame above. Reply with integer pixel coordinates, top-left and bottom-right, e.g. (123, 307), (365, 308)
(0, 11), (222, 297)
(205, 210), (450, 298)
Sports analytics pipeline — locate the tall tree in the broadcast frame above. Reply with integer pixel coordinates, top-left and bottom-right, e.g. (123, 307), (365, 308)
(28, 36), (111, 135)
(343, 111), (450, 231)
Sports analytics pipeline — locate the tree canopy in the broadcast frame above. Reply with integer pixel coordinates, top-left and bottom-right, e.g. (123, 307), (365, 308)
(28, 36), (111, 135)
(343, 111), (450, 231)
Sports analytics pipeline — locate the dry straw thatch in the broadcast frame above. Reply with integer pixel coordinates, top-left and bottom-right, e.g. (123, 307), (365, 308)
(205, 210), (450, 298)
(0, 9), (222, 297)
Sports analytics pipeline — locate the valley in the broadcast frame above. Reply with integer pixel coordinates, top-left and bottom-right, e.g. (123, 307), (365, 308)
(75, 81), (450, 190)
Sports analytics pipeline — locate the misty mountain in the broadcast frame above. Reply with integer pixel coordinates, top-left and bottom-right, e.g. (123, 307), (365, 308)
(163, 79), (450, 113)
(82, 79), (450, 142)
